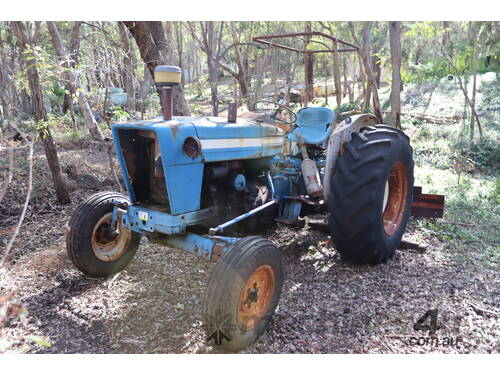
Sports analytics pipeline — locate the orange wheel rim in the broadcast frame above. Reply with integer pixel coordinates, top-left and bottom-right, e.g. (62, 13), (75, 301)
(237, 265), (275, 331)
(383, 161), (408, 236)
(91, 213), (132, 262)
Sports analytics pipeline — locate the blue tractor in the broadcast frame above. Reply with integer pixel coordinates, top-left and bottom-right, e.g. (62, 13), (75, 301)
(66, 65), (414, 351)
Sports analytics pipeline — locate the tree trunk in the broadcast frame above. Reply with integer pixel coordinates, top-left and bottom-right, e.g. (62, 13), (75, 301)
(283, 53), (297, 105)
(123, 21), (190, 116)
(11, 21), (70, 204)
(2, 29), (21, 118)
(47, 21), (104, 141)
(372, 52), (382, 89)
(148, 21), (169, 64)
(389, 21), (402, 128)
(118, 22), (136, 113)
(164, 21), (174, 64)
(0, 32), (11, 118)
(17, 49), (32, 118)
(371, 22), (383, 89)
(228, 23), (250, 110)
(343, 57), (354, 104)
(361, 22), (372, 111)
(138, 65), (152, 119)
(175, 21), (185, 86)
(332, 40), (342, 109)
(186, 21), (250, 110)
(62, 22), (82, 114)
(206, 22), (219, 116)
(271, 48), (278, 102)
(322, 56), (329, 105)
(304, 22), (314, 106)
(469, 23), (484, 144)
(348, 22), (383, 123)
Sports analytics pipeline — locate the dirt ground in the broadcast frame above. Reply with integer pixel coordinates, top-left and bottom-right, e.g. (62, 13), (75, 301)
(0, 141), (499, 354)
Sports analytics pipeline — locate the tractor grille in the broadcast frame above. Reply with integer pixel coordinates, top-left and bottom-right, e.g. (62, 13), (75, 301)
(117, 129), (170, 211)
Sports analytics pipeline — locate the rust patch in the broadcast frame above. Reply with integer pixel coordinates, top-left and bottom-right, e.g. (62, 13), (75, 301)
(411, 186), (445, 218)
(237, 264), (276, 331)
(211, 243), (225, 261)
(183, 136), (202, 159)
(383, 161), (408, 236)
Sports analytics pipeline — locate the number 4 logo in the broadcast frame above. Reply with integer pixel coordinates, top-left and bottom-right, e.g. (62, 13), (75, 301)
(413, 309), (441, 334)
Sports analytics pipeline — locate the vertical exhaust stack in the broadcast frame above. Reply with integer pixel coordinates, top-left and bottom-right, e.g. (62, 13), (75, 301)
(227, 102), (238, 123)
(154, 65), (182, 121)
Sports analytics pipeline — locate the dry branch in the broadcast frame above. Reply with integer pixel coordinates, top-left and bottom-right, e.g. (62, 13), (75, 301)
(106, 143), (124, 192)
(467, 300), (500, 318)
(0, 143), (34, 267)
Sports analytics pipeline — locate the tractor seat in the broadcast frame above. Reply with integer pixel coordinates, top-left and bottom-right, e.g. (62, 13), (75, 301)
(288, 107), (335, 146)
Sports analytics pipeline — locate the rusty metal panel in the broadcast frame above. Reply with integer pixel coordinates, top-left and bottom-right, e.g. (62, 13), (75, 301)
(411, 186), (445, 218)
(227, 103), (237, 123)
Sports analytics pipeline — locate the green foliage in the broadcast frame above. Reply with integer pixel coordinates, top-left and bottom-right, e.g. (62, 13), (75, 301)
(468, 140), (500, 173)
(16, 44), (59, 90)
(27, 335), (52, 348)
(410, 114), (499, 270)
(110, 106), (131, 122)
(36, 121), (50, 139)
(479, 86), (500, 112)
(402, 60), (451, 83)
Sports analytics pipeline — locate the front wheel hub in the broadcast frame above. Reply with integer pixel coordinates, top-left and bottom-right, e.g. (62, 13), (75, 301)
(237, 265), (275, 331)
(91, 213), (132, 262)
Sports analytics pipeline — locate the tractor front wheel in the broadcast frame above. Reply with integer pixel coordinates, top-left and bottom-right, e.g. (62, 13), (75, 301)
(66, 191), (141, 277)
(202, 236), (283, 352)
(327, 125), (414, 264)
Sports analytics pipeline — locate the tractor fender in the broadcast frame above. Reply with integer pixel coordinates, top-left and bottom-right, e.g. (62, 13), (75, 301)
(323, 114), (379, 200)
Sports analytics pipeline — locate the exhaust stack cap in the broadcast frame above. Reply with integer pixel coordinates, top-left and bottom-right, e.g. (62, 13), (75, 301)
(154, 65), (181, 87)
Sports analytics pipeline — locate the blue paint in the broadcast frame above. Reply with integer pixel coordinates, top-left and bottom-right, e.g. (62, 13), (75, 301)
(112, 116), (285, 214)
(233, 174), (246, 191)
(110, 106), (336, 262)
(191, 117), (283, 138)
(201, 144), (283, 162)
(120, 204), (217, 235)
(112, 118), (203, 213)
(159, 231), (240, 259)
(279, 199), (302, 222)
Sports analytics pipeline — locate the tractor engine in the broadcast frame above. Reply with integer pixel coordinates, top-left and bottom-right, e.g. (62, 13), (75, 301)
(200, 159), (275, 231)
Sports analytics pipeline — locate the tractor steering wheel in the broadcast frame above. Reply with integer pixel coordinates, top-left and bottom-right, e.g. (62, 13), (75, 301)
(252, 100), (297, 125)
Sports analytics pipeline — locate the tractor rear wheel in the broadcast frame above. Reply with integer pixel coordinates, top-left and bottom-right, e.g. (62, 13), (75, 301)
(202, 236), (283, 352)
(66, 191), (141, 277)
(326, 125), (414, 264)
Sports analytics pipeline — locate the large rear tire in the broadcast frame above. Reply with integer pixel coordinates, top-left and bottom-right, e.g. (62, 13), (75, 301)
(66, 191), (141, 277)
(202, 236), (283, 352)
(326, 125), (414, 264)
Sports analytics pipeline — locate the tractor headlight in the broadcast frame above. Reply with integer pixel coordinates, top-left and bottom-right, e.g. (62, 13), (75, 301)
(183, 136), (202, 159)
